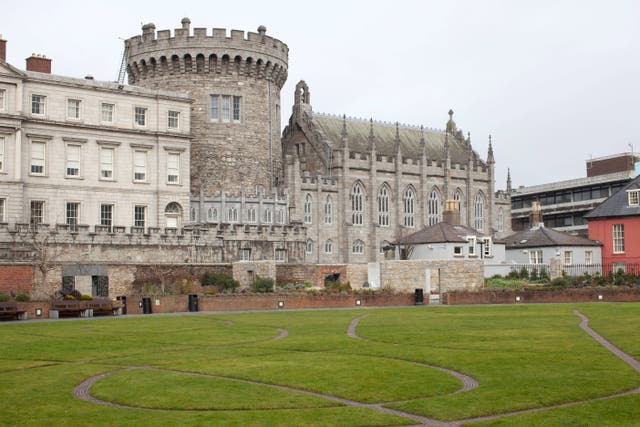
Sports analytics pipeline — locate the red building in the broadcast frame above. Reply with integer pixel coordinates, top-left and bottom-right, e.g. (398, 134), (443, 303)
(585, 175), (640, 269)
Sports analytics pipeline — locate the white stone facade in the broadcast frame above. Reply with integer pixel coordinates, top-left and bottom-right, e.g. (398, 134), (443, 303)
(0, 61), (192, 229)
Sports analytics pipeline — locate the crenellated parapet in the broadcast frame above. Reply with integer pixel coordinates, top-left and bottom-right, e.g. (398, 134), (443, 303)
(125, 18), (289, 89)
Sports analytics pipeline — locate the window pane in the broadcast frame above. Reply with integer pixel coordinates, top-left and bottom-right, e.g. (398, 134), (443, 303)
(210, 95), (219, 120)
(221, 95), (230, 121)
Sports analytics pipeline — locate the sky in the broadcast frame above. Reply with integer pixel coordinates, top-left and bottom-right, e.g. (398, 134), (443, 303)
(3, 0), (639, 190)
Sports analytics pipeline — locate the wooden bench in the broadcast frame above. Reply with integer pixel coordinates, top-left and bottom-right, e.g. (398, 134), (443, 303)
(49, 301), (90, 318)
(86, 299), (118, 316)
(0, 302), (28, 320)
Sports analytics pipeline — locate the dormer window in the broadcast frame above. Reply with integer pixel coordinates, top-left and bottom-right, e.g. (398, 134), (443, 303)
(628, 189), (640, 206)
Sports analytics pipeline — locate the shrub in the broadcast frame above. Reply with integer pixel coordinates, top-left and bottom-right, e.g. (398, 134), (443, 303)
(64, 294), (75, 300)
(0, 293), (10, 302)
(550, 276), (571, 288)
(251, 277), (274, 293)
(80, 294), (93, 301)
(518, 267), (530, 280)
(14, 293), (31, 302)
(325, 281), (352, 293)
(201, 272), (239, 292)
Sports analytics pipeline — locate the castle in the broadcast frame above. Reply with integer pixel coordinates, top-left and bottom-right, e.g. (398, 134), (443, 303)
(0, 19), (510, 296)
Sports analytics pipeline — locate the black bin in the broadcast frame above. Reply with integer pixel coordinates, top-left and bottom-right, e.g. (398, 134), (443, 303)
(116, 295), (127, 315)
(415, 288), (424, 305)
(142, 297), (152, 314)
(188, 294), (198, 312)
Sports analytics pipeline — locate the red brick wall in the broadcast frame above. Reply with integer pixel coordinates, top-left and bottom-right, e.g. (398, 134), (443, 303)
(586, 155), (635, 177)
(443, 288), (640, 304)
(0, 265), (33, 295)
(119, 293), (415, 315)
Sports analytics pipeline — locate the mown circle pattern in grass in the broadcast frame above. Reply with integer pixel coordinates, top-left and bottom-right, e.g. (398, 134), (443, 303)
(89, 369), (341, 411)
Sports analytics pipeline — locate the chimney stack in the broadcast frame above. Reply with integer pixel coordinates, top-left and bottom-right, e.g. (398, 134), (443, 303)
(442, 199), (461, 226)
(530, 201), (543, 227)
(26, 53), (51, 74)
(0, 35), (6, 62)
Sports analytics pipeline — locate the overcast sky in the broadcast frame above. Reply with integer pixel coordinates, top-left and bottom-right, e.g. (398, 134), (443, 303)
(3, 0), (639, 189)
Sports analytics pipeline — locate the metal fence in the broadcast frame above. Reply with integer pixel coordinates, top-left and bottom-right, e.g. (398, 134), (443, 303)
(562, 263), (640, 277)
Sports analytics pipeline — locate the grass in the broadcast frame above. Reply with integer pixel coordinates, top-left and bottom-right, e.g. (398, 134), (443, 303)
(0, 303), (639, 426)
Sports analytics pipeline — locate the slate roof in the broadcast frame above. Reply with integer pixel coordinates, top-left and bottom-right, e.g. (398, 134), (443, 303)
(311, 114), (481, 165)
(394, 222), (490, 245)
(584, 174), (640, 219)
(502, 226), (601, 249)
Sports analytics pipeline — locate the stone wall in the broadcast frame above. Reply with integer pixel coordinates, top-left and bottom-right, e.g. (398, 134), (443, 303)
(232, 261), (275, 287)
(379, 259), (483, 293)
(275, 264), (348, 287)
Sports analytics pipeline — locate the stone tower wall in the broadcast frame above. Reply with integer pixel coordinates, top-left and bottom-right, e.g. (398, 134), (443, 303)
(125, 19), (289, 197)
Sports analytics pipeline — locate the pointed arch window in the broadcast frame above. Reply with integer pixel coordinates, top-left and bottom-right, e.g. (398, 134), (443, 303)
(474, 193), (485, 231)
(428, 189), (441, 226)
(306, 239), (313, 254)
(403, 187), (415, 227)
(247, 207), (257, 223)
(454, 190), (464, 223)
(304, 193), (313, 224)
(497, 207), (504, 232)
(263, 208), (272, 224)
(352, 239), (365, 254)
(324, 195), (333, 224)
(227, 207), (238, 223)
(377, 185), (390, 227)
(208, 207), (218, 222)
(351, 183), (364, 226)
(325, 239), (333, 254)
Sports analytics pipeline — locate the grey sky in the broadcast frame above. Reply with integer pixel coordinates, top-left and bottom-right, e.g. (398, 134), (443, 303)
(3, 0), (639, 190)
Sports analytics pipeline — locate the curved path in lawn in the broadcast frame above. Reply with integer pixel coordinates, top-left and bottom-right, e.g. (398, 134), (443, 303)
(451, 309), (640, 426)
(73, 311), (640, 427)
(348, 315), (479, 394)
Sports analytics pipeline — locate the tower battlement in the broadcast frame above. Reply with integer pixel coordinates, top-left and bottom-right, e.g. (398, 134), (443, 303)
(125, 18), (288, 88)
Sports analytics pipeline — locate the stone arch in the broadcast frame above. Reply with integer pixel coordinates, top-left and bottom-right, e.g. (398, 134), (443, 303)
(351, 180), (366, 226)
(170, 54), (180, 74)
(139, 59), (148, 78)
(233, 55), (243, 75)
(245, 57), (254, 77)
(295, 80), (310, 105)
(221, 54), (230, 75)
(149, 57), (157, 77)
(183, 54), (193, 73)
(160, 56), (169, 74)
(209, 54), (218, 74)
(195, 54), (205, 73)
(256, 58), (264, 78)
(164, 202), (182, 228)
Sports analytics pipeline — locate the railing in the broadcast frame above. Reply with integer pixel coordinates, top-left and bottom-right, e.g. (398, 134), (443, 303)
(562, 263), (640, 276)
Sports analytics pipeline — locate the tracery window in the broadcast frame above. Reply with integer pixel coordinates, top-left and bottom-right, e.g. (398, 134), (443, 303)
(351, 183), (364, 225)
(377, 185), (390, 227)
(403, 187), (415, 227)
(428, 189), (441, 226)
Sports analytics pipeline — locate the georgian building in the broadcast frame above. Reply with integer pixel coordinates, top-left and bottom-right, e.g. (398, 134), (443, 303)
(0, 51), (192, 230)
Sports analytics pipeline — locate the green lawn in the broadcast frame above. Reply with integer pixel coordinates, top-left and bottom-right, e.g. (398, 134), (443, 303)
(0, 303), (638, 426)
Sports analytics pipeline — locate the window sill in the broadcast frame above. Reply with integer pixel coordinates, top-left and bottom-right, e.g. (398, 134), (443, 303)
(65, 176), (84, 180)
(133, 181), (150, 185)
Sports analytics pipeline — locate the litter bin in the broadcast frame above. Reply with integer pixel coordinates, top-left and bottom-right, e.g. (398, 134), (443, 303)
(142, 297), (152, 314)
(188, 294), (198, 312)
(116, 295), (127, 315)
(415, 288), (424, 305)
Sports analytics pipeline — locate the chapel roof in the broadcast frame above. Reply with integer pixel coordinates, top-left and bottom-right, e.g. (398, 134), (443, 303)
(310, 113), (482, 166)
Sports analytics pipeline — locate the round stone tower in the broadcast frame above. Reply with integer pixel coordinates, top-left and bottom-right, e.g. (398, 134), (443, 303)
(125, 18), (288, 197)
